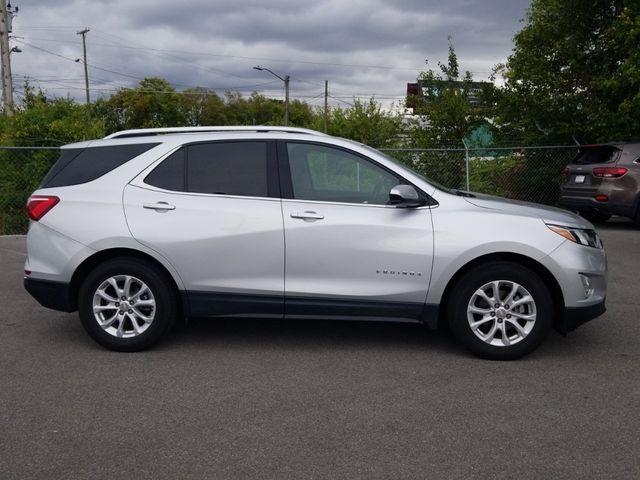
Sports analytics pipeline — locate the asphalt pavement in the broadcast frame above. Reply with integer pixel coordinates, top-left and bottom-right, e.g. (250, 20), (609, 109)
(1, 220), (639, 479)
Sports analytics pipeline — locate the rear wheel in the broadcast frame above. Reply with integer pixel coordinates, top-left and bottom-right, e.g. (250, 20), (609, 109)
(78, 257), (177, 351)
(448, 261), (553, 360)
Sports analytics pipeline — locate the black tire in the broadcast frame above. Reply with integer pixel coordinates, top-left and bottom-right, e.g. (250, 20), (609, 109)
(581, 211), (611, 224)
(448, 261), (553, 360)
(78, 257), (178, 351)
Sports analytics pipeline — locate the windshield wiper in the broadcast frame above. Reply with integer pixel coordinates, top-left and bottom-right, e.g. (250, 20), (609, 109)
(452, 189), (476, 198)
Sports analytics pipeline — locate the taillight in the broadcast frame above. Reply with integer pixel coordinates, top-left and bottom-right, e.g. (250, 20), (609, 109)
(561, 167), (569, 178)
(592, 167), (628, 178)
(26, 195), (59, 221)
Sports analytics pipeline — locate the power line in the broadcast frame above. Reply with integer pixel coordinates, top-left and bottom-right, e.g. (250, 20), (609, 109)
(16, 72), (408, 103)
(22, 34), (441, 84)
(14, 25), (86, 30)
(88, 31), (250, 81)
(16, 26), (496, 78)
(13, 76), (295, 96)
(14, 38), (253, 89)
(328, 95), (355, 107)
(15, 38), (149, 81)
(18, 25), (432, 73)
(13, 36), (410, 104)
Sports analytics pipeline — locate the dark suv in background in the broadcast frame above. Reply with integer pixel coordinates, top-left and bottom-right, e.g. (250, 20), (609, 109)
(559, 143), (640, 224)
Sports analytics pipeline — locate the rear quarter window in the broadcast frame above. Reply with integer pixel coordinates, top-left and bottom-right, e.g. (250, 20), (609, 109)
(41, 143), (159, 188)
(144, 148), (186, 191)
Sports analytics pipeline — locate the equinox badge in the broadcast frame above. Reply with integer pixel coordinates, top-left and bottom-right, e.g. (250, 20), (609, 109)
(376, 269), (422, 277)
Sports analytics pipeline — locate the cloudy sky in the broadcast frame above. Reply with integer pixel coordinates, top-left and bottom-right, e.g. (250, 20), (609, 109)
(9, 0), (531, 109)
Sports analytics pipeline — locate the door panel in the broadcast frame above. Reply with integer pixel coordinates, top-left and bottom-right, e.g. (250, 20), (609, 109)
(283, 200), (433, 305)
(124, 185), (285, 298)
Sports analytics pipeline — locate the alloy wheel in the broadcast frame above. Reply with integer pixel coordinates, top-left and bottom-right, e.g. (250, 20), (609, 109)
(466, 280), (537, 347)
(92, 275), (156, 338)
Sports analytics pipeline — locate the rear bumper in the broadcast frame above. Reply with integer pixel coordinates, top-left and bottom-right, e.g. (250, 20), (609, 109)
(559, 193), (636, 218)
(24, 277), (75, 312)
(556, 299), (606, 335)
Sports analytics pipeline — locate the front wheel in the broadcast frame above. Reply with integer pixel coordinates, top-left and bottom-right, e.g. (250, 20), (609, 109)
(448, 262), (553, 360)
(78, 257), (178, 351)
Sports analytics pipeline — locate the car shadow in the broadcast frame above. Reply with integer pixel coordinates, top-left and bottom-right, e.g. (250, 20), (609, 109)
(594, 216), (637, 231)
(51, 311), (600, 361)
(161, 316), (468, 356)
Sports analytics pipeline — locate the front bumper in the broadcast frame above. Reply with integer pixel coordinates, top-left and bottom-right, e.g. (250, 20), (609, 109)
(556, 298), (606, 335)
(24, 277), (74, 312)
(543, 237), (607, 305)
(541, 234), (607, 335)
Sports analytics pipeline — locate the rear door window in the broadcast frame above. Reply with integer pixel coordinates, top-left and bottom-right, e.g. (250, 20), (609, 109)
(186, 142), (269, 197)
(42, 143), (159, 188)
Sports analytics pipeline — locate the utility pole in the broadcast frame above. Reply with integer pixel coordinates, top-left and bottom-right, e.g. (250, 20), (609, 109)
(283, 74), (289, 126)
(0, 0), (14, 115)
(323, 80), (328, 133)
(76, 27), (90, 104)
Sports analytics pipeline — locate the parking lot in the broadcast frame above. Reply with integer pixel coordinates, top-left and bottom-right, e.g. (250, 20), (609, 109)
(1, 220), (639, 480)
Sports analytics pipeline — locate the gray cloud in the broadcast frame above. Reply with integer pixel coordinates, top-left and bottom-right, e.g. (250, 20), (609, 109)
(10, 0), (530, 108)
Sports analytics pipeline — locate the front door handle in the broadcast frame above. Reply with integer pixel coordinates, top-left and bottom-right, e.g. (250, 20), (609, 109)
(143, 202), (176, 211)
(290, 211), (324, 220)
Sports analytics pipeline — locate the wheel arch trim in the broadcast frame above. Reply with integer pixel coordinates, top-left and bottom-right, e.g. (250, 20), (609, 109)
(68, 247), (185, 314)
(434, 252), (565, 331)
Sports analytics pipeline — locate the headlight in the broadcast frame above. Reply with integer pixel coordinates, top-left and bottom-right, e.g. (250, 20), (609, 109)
(546, 224), (603, 248)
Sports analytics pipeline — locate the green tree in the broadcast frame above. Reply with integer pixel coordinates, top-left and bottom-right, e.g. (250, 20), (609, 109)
(286, 99), (316, 128)
(312, 97), (401, 147)
(94, 78), (187, 133)
(0, 82), (105, 146)
(222, 92), (317, 127)
(409, 42), (487, 148)
(178, 87), (227, 126)
(494, 0), (640, 143)
(223, 92), (277, 125)
(404, 43), (489, 189)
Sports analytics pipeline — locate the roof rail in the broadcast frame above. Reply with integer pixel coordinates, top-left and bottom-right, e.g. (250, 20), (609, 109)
(104, 126), (327, 139)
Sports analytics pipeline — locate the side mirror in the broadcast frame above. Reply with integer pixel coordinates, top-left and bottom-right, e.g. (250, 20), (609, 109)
(389, 185), (425, 208)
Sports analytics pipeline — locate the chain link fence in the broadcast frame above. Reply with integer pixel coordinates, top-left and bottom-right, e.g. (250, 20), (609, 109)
(0, 147), (60, 235)
(0, 144), (579, 235)
(382, 145), (578, 206)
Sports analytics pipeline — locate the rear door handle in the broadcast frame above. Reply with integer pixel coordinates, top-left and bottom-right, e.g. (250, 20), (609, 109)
(290, 211), (324, 220)
(143, 202), (176, 211)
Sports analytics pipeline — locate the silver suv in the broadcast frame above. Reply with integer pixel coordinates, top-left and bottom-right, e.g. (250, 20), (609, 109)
(24, 127), (607, 359)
